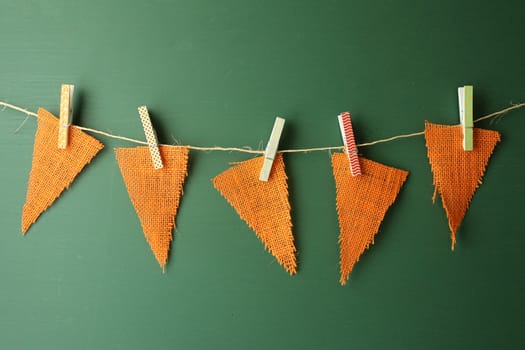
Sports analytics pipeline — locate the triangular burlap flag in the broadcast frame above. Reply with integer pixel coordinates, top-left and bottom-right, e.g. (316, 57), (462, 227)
(22, 108), (104, 234)
(424, 121), (500, 250)
(212, 154), (296, 275)
(332, 154), (408, 285)
(115, 146), (189, 270)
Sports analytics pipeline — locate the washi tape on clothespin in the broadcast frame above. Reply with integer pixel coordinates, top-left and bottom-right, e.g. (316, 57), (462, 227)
(338, 112), (361, 176)
(458, 85), (474, 151)
(58, 84), (74, 149)
(138, 106), (163, 169)
(259, 117), (285, 181)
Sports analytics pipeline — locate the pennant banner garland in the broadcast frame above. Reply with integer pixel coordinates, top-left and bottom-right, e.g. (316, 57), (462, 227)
(22, 108), (103, 234)
(115, 146), (189, 270)
(212, 154), (296, 275)
(424, 122), (501, 250)
(332, 154), (408, 285)
(2, 97), (523, 284)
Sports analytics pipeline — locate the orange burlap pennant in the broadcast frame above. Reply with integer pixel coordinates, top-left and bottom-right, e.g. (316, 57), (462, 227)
(115, 146), (189, 270)
(332, 154), (408, 285)
(212, 154), (296, 275)
(22, 108), (104, 234)
(424, 121), (500, 250)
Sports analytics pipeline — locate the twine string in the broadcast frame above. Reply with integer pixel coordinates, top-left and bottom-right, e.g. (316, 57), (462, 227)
(1, 100), (524, 154)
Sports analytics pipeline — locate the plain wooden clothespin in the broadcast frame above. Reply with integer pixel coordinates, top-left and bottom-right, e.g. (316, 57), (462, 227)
(137, 106), (164, 169)
(458, 85), (474, 151)
(259, 117), (285, 181)
(58, 84), (74, 149)
(338, 112), (361, 176)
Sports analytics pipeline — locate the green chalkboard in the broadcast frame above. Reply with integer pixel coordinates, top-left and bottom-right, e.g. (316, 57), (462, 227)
(1, 1), (524, 349)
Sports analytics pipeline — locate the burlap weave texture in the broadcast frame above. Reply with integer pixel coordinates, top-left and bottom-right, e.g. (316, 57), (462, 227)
(424, 122), (500, 250)
(212, 154), (297, 275)
(332, 154), (408, 285)
(22, 108), (104, 234)
(115, 146), (189, 270)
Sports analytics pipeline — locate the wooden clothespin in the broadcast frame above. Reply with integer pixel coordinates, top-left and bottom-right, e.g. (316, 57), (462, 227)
(137, 106), (163, 169)
(458, 85), (474, 151)
(58, 84), (74, 149)
(338, 112), (361, 176)
(259, 117), (285, 181)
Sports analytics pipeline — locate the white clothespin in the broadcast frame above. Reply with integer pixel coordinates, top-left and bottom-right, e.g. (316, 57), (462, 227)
(259, 117), (285, 181)
(58, 84), (74, 149)
(137, 106), (163, 169)
(338, 112), (361, 176)
(458, 85), (473, 151)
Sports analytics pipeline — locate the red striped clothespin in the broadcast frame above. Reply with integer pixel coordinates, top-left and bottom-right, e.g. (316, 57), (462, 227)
(337, 112), (361, 176)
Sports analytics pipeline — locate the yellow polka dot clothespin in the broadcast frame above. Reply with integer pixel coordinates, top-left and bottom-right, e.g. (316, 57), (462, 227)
(138, 105), (163, 169)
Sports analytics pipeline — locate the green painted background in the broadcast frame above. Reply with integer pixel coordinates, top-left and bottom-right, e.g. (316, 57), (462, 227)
(1, 1), (524, 349)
